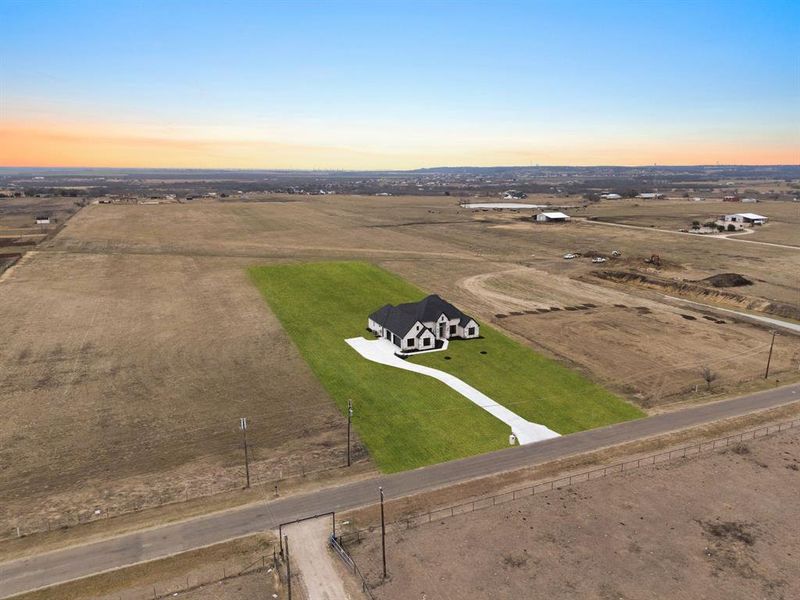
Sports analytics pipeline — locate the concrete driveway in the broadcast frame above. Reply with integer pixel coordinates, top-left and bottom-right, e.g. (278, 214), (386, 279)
(345, 337), (560, 444)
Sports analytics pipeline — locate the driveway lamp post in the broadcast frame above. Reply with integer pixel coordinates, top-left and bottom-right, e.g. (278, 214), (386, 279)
(347, 399), (353, 467)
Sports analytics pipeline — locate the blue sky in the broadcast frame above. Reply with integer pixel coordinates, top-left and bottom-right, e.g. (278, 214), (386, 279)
(1, 0), (798, 167)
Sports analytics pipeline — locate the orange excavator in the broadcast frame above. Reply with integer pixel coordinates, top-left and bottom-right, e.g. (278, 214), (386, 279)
(644, 254), (661, 267)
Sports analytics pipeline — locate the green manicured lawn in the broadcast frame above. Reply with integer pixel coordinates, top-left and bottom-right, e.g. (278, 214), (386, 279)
(410, 330), (642, 435)
(249, 261), (642, 472)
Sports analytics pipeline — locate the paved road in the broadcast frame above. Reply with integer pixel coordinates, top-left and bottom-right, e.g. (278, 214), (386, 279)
(2, 383), (799, 598)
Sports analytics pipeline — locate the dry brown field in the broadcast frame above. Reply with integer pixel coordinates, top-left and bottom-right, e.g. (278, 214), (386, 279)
(351, 428), (800, 600)
(0, 196), (78, 256)
(1, 195), (798, 540)
(581, 197), (800, 246)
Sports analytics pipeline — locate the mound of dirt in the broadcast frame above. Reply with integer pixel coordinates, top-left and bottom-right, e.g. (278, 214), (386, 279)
(582, 249), (607, 258)
(699, 273), (753, 288)
(590, 270), (800, 321)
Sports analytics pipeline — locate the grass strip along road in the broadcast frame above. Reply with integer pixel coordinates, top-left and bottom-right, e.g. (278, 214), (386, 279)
(249, 261), (641, 472)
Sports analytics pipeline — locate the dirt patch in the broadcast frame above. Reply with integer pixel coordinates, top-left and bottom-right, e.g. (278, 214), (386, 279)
(350, 429), (800, 600)
(448, 265), (800, 405)
(699, 272), (754, 288)
(591, 269), (800, 321)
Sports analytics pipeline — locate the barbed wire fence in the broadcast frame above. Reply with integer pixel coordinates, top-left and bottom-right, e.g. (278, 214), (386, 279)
(106, 549), (277, 600)
(338, 418), (800, 548)
(1, 453), (369, 543)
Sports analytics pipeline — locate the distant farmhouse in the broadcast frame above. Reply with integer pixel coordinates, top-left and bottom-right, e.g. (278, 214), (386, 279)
(35, 215), (51, 225)
(368, 294), (479, 353)
(535, 211), (570, 222)
(600, 193), (622, 200)
(636, 193), (664, 200)
(722, 212), (768, 226)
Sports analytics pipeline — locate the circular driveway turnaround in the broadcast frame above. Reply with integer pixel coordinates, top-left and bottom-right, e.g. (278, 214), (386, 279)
(345, 337), (560, 444)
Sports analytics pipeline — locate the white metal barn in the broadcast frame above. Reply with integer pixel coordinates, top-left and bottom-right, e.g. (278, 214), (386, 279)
(723, 213), (768, 225)
(535, 211), (570, 222)
(368, 294), (479, 353)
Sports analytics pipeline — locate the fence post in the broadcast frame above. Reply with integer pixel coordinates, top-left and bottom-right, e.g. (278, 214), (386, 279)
(285, 536), (292, 600)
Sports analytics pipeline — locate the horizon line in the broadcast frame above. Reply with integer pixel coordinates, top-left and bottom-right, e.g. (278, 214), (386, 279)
(2, 163), (799, 173)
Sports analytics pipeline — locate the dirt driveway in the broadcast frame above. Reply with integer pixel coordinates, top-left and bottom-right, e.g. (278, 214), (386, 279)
(283, 516), (361, 600)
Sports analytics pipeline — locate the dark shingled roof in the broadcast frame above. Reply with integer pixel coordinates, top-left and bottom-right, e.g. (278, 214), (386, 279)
(369, 295), (475, 338)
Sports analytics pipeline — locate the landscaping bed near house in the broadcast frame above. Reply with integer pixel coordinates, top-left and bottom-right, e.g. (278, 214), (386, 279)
(249, 261), (642, 472)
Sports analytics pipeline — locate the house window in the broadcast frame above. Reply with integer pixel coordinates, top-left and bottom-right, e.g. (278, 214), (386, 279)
(450, 325), (456, 335)
(407, 338), (415, 349)
(467, 327), (475, 336)
(422, 338), (430, 347)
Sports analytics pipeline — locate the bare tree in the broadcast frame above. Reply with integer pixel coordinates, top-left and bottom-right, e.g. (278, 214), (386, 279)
(701, 366), (718, 390)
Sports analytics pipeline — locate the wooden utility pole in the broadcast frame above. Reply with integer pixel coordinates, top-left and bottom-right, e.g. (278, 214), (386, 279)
(347, 399), (353, 467)
(240, 417), (250, 488)
(765, 330), (777, 379)
(380, 486), (387, 578)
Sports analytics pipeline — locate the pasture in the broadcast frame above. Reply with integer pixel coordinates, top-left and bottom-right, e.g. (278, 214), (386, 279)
(1, 193), (797, 539)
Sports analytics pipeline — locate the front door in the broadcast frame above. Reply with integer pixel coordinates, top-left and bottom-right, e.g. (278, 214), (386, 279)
(438, 322), (446, 339)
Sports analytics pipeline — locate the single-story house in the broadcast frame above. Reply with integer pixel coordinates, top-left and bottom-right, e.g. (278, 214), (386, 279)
(600, 193), (622, 200)
(723, 213), (768, 225)
(35, 215), (50, 225)
(636, 193), (664, 200)
(368, 294), (479, 353)
(741, 198), (759, 203)
(536, 211), (570, 222)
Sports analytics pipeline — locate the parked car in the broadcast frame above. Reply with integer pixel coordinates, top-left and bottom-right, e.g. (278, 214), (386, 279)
(592, 257), (607, 263)
(563, 253), (578, 259)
